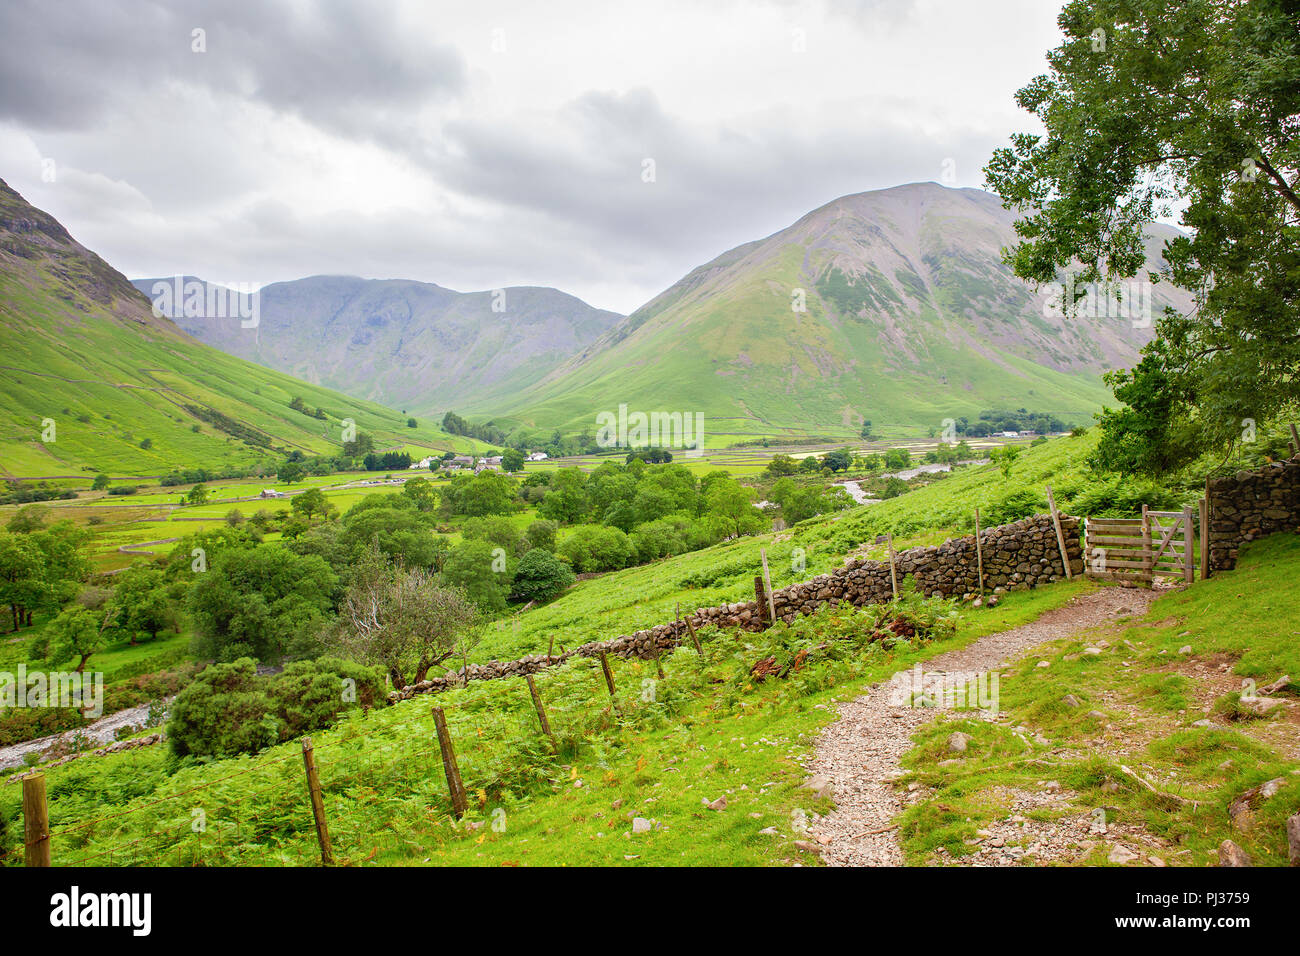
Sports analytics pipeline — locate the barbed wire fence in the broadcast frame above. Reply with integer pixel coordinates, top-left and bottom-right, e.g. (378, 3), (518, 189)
(16, 648), (697, 867)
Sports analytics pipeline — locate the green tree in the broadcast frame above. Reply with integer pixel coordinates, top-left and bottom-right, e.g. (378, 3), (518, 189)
(441, 540), (510, 614)
(6, 504), (50, 533)
(501, 447), (526, 473)
(510, 548), (575, 603)
(291, 487), (332, 522)
(185, 483), (211, 506)
(400, 477), (437, 513)
(111, 566), (174, 644)
(46, 605), (109, 673)
(985, 0), (1300, 472)
(524, 519), (558, 552)
(91, 473), (110, 491)
(331, 544), (480, 686)
(536, 468), (590, 524)
(766, 454), (800, 476)
(278, 461), (305, 484)
(187, 544), (338, 663)
(704, 478), (767, 538)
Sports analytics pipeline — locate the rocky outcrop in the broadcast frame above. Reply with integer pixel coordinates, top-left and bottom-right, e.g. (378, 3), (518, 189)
(1208, 455), (1300, 571)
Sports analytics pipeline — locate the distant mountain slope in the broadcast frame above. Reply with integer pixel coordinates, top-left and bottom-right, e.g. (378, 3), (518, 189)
(133, 275), (624, 419)
(0, 178), (475, 479)
(502, 182), (1193, 441)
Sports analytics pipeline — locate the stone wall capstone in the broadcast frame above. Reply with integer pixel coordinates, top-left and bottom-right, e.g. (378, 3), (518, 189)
(1207, 454), (1300, 571)
(389, 512), (1083, 702)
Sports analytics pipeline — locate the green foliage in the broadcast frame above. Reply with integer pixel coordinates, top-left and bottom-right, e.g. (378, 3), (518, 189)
(986, 0), (1300, 472)
(187, 544), (338, 663)
(440, 471), (521, 518)
(558, 524), (634, 573)
(442, 540), (511, 614)
(524, 519), (558, 552)
(510, 548), (576, 603)
(167, 657), (385, 760)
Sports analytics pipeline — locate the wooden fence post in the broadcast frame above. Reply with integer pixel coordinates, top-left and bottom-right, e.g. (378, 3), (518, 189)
(1199, 496), (1211, 580)
(973, 507), (985, 597)
(1182, 506), (1195, 583)
(1045, 484), (1073, 579)
(651, 640), (666, 681)
(432, 706), (469, 818)
(1141, 504), (1153, 586)
(598, 651), (619, 711)
(22, 774), (50, 867)
(886, 533), (899, 599)
(759, 548), (777, 624)
(524, 673), (555, 745)
(300, 738), (333, 865)
(679, 603), (703, 656)
(753, 576), (768, 626)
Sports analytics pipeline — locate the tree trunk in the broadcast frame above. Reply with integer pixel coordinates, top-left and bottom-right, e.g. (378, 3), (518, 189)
(75, 653), (91, 674)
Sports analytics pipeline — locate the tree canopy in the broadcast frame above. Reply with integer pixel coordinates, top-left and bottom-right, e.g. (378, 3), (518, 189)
(985, 0), (1300, 473)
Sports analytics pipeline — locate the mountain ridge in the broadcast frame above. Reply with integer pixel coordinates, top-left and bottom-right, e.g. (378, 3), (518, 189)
(0, 177), (476, 478)
(133, 273), (625, 419)
(497, 181), (1192, 440)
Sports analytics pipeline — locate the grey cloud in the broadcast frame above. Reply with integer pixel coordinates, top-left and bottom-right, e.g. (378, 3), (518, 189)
(0, 0), (465, 139)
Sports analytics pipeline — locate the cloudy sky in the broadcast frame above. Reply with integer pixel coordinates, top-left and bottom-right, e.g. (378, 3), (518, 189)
(0, 0), (1061, 314)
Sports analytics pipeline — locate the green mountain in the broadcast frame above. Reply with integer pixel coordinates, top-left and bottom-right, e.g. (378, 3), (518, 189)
(502, 182), (1193, 442)
(131, 275), (624, 419)
(0, 178), (475, 479)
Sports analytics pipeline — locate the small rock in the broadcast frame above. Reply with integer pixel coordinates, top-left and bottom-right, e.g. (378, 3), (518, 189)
(1108, 845), (1138, 865)
(948, 731), (973, 753)
(793, 840), (822, 855)
(1218, 839), (1252, 867)
(1228, 777), (1285, 830)
(801, 774), (834, 800)
(1178, 645), (1192, 655)
(1286, 813), (1300, 866)
(1062, 694), (1081, 709)
(706, 795), (727, 811)
(1036, 660), (1050, 669)
(1261, 675), (1291, 695)
(632, 817), (651, 833)
(1083, 647), (1103, 656)
(1192, 719), (1212, 728)
(1240, 696), (1284, 717)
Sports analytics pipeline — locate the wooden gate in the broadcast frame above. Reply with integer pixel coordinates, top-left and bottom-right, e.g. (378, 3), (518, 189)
(1084, 506), (1195, 585)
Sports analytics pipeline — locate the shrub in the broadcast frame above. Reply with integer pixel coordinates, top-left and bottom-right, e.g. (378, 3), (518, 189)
(167, 657), (385, 760)
(510, 548), (575, 603)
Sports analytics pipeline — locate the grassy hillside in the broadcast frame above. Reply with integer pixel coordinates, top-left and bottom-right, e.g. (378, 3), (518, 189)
(0, 179), (481, 479)
(10, 535), (1295, 868)
(500, 184), (1194, 442)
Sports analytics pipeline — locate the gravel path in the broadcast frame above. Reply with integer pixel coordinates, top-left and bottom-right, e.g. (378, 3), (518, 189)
(807, 586), (1156, 866)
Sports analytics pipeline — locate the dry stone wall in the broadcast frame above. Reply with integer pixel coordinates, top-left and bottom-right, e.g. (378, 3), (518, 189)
(390, 512), (1083, 702)
(1208, 454), (1300, 571)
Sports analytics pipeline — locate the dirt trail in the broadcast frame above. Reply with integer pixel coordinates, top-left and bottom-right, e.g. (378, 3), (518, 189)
(807, 586), (1156, 866)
